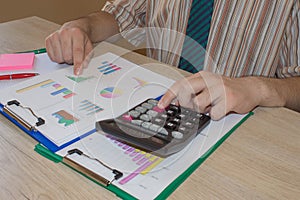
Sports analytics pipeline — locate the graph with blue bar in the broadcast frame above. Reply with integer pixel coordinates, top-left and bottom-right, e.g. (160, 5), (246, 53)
(79, 100), (104, 116)
(98, 61), (122, 75)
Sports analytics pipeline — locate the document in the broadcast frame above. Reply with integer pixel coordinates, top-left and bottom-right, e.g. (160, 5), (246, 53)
(56, 113), (247, 199)
(0, 53), (174, 148)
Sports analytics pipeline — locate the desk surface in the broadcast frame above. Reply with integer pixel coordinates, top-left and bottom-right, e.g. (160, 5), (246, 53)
(0, 16), (299, 200)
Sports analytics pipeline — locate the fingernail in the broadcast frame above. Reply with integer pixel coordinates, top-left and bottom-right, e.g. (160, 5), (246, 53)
(75, 68), (81, 75)
(157, 101), (164, 109)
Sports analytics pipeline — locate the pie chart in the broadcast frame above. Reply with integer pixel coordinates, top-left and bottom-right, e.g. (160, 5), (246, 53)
(100, 87), (123, 98)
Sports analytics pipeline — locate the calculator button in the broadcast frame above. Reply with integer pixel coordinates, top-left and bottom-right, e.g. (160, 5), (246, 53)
(129, 110), (140, 118)
(172, 131), (183, 139)
(160, 114), (168, 119)
(166, 110), (176, 117)
(196, 113), (203, 118)
(147, 99), (158, 105)
(169, 105), (180, 113)
(141, 122), (152, 129)
(142, 103), (153, 110)
(177, 114), (187, 119)
(135, 106), (147, 114)
(131, 120), (143, 126)
(146, 110), (158, 118)
(158, 127), (169, 136)
(140, 114), (151, 122)
(191, 117), (199, 123)
(178, 126), (188, 134)
(122, 114), (132, 122)
(153, 106), (165, 113)
(165, 122), (176, 130)
(183, 121), (194, 128)
(182, 109), (191, 115)
(170, 118), (181, 125)
(153, 118), (164, 126)
(149, 124), (160, 132)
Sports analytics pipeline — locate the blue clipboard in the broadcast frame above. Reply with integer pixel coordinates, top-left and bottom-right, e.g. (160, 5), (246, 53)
(0, 101), (95, 152)
(0, 95), (163, 152)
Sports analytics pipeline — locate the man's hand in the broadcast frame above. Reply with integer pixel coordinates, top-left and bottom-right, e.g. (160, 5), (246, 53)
(158, 71), (264, 120)
(45, 24), (93, 75)
(45, 11), (119, 75)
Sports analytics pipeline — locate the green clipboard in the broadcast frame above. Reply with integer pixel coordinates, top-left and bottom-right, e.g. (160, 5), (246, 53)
(34, 112), (253, 200)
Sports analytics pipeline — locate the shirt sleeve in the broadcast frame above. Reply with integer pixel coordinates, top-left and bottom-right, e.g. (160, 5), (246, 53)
(277, 0), (300, 78)
(102, 0), (147, 46)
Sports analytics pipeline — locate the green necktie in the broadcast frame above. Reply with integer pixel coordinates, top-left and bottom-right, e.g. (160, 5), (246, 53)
(179, 0), (214, 73)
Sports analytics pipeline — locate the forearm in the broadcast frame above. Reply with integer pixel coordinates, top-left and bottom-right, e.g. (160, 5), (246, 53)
(61, 11), (119, 43)
(256, 76), (300, 112)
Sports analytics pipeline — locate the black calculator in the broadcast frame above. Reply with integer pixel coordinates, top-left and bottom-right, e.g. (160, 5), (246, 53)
(96, 98), (210, 157)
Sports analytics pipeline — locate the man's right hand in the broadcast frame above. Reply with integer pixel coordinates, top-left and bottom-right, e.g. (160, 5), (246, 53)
(45, 24), (93, 75)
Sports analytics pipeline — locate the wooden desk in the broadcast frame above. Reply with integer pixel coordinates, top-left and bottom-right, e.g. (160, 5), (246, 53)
(0, 17), (299, 200)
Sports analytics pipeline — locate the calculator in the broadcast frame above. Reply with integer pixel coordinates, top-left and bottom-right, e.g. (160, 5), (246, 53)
(96, 98), (210, 157)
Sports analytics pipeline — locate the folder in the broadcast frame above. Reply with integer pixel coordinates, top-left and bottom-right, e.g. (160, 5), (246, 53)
(0, 52), (175, 152)
(0, 51), (253, 199)
(34, 111), (252, 199)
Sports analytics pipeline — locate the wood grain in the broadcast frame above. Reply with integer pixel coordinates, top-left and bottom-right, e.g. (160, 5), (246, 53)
(0, 16), (299, 200)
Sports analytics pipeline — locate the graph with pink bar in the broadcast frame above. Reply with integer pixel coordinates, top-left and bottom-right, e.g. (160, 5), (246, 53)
(106, 135), (164, 185)
(16, 79), (76, 99)
(98, 61), (122, 75)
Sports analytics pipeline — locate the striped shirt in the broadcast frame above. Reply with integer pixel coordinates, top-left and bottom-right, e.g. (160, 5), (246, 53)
(103, 0), (300, 78)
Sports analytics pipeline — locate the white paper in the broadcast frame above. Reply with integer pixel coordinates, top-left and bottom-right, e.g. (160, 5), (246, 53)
(0, 53), (174, 146)
(57, 113), (247, 200)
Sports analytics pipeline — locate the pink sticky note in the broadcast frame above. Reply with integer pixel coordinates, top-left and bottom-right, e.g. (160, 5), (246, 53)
(0, 53), (35, 71)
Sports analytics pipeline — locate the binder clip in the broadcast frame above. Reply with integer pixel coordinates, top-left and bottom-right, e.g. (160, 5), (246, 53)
(63, 148), (123, 186)
(3, 100), (45, 131)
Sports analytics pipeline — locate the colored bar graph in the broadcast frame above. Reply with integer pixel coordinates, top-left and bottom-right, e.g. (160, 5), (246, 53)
(16, 79), (54, 93)
(78, 100), (104, 115)
(106, 136), (164, 185)
(16, 79), (76, 99)
(98, 61), (122, 75)
(51, 88), (69, 96)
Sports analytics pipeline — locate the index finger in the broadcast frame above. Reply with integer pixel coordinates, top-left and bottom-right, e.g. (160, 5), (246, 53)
(158, 73), (207, 109)
(157, 81), (181, 109)
(72, 35), (85, 75)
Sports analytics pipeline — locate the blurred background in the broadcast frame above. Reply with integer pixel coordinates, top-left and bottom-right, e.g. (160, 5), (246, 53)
(0, 0), (105, 24)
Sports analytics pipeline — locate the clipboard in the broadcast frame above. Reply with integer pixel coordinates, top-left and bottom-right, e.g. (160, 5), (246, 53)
(0, 100), (95, 152)
(34, 112), (253, 200)
(0, 52), (175, 153)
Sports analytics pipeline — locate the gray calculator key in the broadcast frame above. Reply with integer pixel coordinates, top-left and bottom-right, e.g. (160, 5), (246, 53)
(141, 122), (152, 129)
(149, 124), (160, 132)
(172, 131), (183, 139)
(142, 103), (153, 110)
(146, 110), (158, 118)
(183, 122), (194, 128)
(158, 127), (168, 136)
(140, 114), (151, 122)
(135, 106), (147, 113)
(129, 110), (140, 118)
(153, 118), (164, 125)
(196, 113), (203, 118)
(148, 99), (158, 105)
(131, 120), (143, 126)
(160, 114), (168, 119)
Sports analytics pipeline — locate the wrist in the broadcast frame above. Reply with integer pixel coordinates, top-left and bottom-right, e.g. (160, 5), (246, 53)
(252, 77), (286, 107)
(61, 18), (91, 37)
